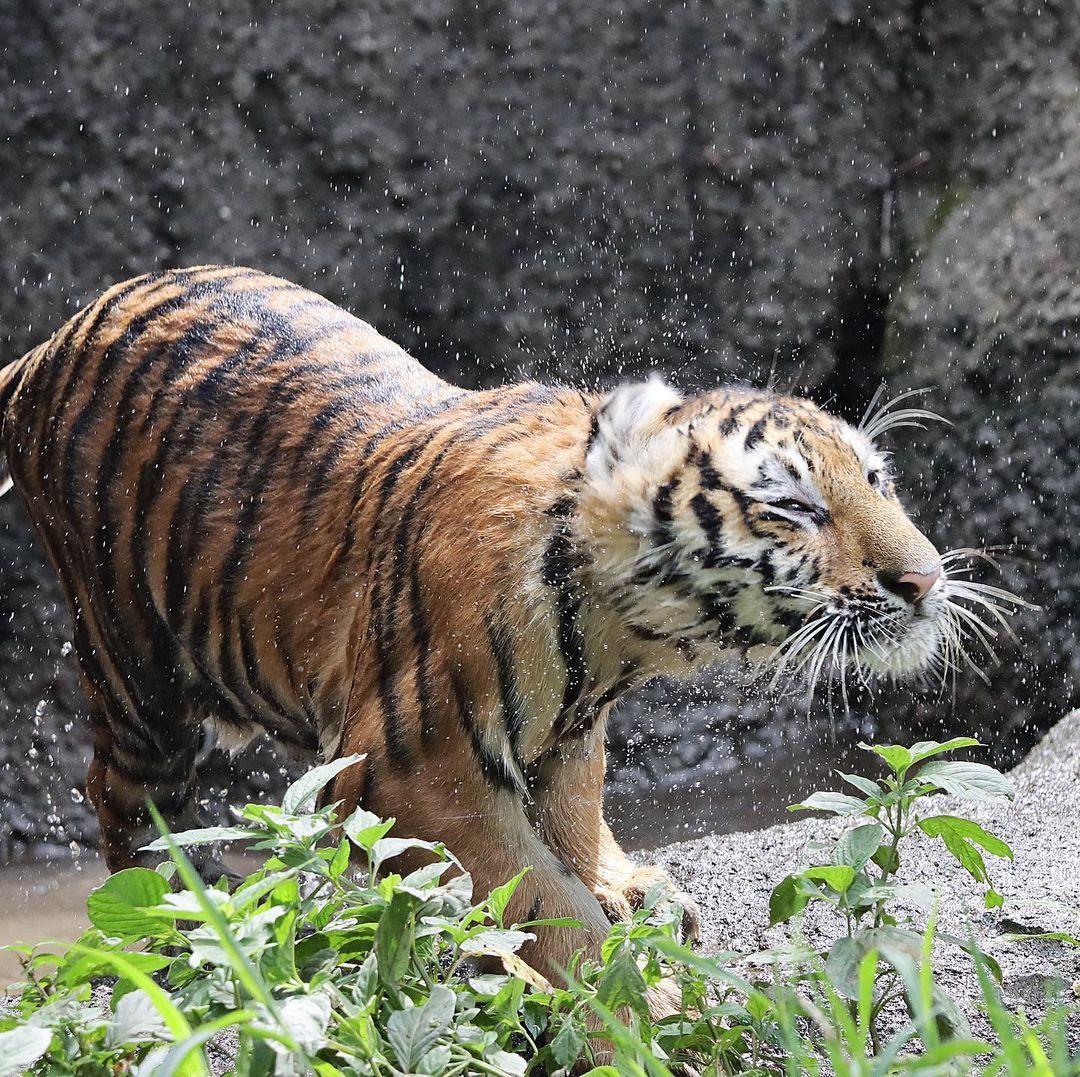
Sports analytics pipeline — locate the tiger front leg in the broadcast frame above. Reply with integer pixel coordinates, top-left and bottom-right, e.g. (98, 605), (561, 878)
(328, 747), (617, 985)
(527, 736), (701, 944)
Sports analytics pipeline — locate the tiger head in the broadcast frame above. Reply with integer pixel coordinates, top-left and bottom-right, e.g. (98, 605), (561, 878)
(575, 379), (1010, 693)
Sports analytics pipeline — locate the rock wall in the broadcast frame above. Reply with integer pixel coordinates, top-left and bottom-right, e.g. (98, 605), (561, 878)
(1, 0), (1077, 855)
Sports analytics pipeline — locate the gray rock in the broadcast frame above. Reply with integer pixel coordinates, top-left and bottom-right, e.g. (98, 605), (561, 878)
(649, 709), (1080, 1042)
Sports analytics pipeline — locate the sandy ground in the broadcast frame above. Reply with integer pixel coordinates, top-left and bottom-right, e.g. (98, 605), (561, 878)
(0, 857), (107, 984)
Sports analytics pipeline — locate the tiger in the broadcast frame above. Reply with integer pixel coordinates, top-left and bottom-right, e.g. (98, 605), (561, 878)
(0, 265), (1000, 1002)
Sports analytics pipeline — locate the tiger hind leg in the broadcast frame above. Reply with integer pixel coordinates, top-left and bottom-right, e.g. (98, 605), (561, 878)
(81, 674), (235, 885)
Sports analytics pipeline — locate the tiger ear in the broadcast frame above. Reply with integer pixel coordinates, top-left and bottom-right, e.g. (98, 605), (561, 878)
(586, 377), (683, 475)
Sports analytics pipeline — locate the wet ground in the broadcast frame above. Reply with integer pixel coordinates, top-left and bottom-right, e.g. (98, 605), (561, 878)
(606, 727), (864, 850)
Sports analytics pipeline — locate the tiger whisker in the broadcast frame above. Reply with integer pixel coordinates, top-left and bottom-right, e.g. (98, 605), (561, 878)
(858, 385), (952, 443)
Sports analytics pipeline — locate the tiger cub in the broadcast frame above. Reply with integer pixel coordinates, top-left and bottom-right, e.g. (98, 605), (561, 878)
(1, 265), (955, 992)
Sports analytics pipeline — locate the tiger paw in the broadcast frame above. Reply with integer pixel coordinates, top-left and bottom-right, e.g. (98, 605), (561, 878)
(593, 884), (635, 926)
(611, 864), (701, 944)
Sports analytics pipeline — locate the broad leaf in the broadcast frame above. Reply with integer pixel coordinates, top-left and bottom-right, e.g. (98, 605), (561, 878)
(417, 1045), (453, 1075)
(838, 772), (883, 798)
(872, 844), (900, 874)
(485, 1050), (527, 1076)
(859, 742), (912, 776)
(342, 807), (395, 851)
(282, 753), (366, 814)
(105, 990), (171, 1048)
(386, 986), (456, 1070)
(804, 865), (856, 894)
(551, 1019), (587, 1067)
(918, 815), (1013, 859)
(907, 737), (981, 766)
(831, 823), (884, 871)
(371, 836), (438, 872)
(488, 868), (529, 927)
(375, 890), (420, 987)
(930, 983), (972, 1041)
(858, 882), (936, 913)
(917, 761), (1016, 802)
(142, 825), (259, 852)
(789, 791), (867, 816)
(918, 815), (1013, 888)
(0, 1027), (53, 1077)
(87, 868), (172, 941)
(768, 875), (809, 925)
(596, 944), (650, 1017)
(276, 993), (332, 1055)
(460, 929), (534, 957)
(859, 925), (923, 994)
(825, 934), (877, 1000)
(496, 949), (554, 992)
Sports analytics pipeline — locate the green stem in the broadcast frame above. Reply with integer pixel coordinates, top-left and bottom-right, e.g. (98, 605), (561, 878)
(873, 803), (905, 928)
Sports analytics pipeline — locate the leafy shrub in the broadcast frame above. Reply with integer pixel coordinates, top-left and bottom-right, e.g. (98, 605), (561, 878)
(0, 746), (1076, 1075)
(769, 737), (1018, 1051)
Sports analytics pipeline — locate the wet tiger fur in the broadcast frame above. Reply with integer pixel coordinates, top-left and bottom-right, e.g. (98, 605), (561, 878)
(0, 265), (952, 995)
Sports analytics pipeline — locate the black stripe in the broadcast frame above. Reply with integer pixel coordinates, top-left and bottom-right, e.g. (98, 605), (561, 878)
(169, 321), (358, 700)
(487, 618), (526, 772)
(367, 396), (524, 767)
(651, 474), (680, 550)
(45, 271), (170, 425)
(235, 609), (309, 736)
(409, 559), (438, 741)
(450, 669), (522, 796)
(324, 396), (468, 557)
(371, 390), (559, 763)
(115, 295), (316, 723)
(366, 436), (430, 772)
(744, 416), (767, 449)
(717, 401), (751, 437)
(543, 522), (590, 738)
(691, 491), (724, 549)
(352, 756), (375, 812)
(697, 454), (723, 491)
(61, 275), (238, 515)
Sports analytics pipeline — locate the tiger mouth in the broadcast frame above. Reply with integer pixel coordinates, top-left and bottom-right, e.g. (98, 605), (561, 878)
(760, 552), (1036, 704)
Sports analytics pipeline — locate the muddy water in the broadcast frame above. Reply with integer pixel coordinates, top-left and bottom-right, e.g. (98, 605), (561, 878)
(0, 733), (865, 987)
(606, 733), (865, 851)
(0, 858), (108, 985)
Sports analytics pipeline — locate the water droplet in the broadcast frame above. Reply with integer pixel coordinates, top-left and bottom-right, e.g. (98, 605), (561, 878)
(70, 788), (84, 804)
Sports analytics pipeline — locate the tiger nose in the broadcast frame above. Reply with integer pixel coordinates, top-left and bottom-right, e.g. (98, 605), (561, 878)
(877, 564), (942, 605)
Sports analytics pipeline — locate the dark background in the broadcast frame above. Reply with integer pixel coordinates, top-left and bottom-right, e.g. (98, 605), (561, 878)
(1, 0), (1076, 859)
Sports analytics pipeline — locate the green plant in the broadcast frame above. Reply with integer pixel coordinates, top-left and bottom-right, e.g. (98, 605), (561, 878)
(1, 740), (1076, 1076)
(0, 756), (787, 1076)
(769, 737), (1017, 1053)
